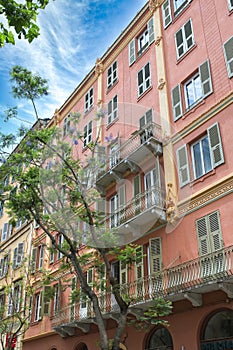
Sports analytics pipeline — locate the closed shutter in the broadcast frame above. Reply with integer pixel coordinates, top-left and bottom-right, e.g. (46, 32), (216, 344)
(207, 123), (224, 167)
(87, 267), (94, 285)
(13, 247), (18, 268)
(118, 185), (126, 208)
(31, 247), (37, 273)
(128, 38), (136, 66)
(149, 238), (162, 274)
(184, 19), (194, 50)
(133, 175), (141, 214)
(0, 259), (3, 277)
(148, 17), (155, 44)
(171, 84), (183, 120)
(176, 145), (190, 187)
(223, 36), (233, 77)
(162, 0), (172, 28)
(17, 243), (24, 265)
(196, 217), (210, 255)
(175, 28), (184, 58)
(199, 60), (213, 97)
(96, 198), (106, 215)
(2, 223), (8, 241)
(209, 211), (223, 251)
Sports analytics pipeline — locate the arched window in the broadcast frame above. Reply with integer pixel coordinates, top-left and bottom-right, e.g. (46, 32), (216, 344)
(75, 343), (88, 350)
(146, 327), (173, 350)
(201, 309), (233, 341)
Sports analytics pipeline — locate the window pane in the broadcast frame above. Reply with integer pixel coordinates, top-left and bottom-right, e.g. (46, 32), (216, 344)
(202, 137), (212, 173)
(193, 142), (203, 178)
(193, 76), (202, 100)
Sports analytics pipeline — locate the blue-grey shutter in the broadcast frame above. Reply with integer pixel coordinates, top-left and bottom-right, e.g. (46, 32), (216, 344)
(199, 60), (213, 98)
(162, 0), (172, 28)
(171, 84), (183, 120)
(128, 38), (136, 66)
(176, 145), (190, 187)
(223, 36), (233, 78)
(207, 123), (224, 168)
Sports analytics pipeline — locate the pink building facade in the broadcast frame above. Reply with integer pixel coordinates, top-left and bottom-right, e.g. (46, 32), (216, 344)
(22, 1), (233, 350)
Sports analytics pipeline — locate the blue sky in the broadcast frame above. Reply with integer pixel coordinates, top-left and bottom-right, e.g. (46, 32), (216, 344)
(0, 0), (145, 135)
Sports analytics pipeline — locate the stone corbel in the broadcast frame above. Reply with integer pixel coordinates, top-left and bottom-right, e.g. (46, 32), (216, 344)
(149, 0), (162, 12)
(184, 292), (202, 307)
(155, 36), (162, 46)
(158, 78), (166, 90)
(95, 58), (104, 76)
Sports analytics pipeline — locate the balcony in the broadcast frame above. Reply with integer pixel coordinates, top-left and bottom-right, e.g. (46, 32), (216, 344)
(96, 122), (163, 192)
(105, 185), (166, 245)
(52, 245), (233, 337)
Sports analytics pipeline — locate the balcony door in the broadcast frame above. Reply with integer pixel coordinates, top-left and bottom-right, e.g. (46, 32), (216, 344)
(80, 269), (93, 319)
(144, 161), (160, 208)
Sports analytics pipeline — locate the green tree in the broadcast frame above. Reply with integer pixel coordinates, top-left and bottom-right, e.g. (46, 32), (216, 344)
(0, 68), (172, 350)
(0, 0), (50, 47)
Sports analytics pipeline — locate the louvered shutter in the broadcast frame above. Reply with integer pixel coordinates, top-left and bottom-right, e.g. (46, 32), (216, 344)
(135, 246), (144, 280)
(149, 238), (162, 274)
(196, 217), (210, 255)
(17, 242), (24, 266)
(118, 185), (126, 208)
(31, 247), (37, 273)
(148, 17), (155, 44)
(120, 261), (127, 284)
(184, 19), (194, 50)
(171, 84), (183, 120)
(0, 259), (3, 277)
(176, 145), (190, 187)
(43, 286), (52, 316)
(128, 38), (136, 66)
(87, 267), (94, 285)
(175, 28), (184, 58)
(13, 247), (18, 268)
(162, 0), (172, 28)
(2, 223), (8, 241)
(208, 211), (222, 251)
(96, 198), (106, 215)
(207, 123), (224, 167)
(199, 60), (213, 97)
(134, 175), (141, 214)
(223, 36), (233, 77)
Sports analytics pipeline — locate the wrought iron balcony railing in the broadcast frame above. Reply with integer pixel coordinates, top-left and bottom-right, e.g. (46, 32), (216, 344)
(51, 245), (233, 328)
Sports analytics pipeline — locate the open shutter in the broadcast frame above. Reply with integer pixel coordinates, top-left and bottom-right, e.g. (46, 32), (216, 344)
(223, 36), (233, 78)
(148, 17), (155, 44)
(13, 247), (18, 268)
(43, 286), (52, 316)
(39, 245), (44, 269)
(176, 145), (190, 187)
(0, 259), (3, 277)
(135, 246), (144, 280)
(118, 185), (126, 209)
(199, 60), (213, 97)
(133, 175), (141, 214)
(171, 84), (183, 120)
(162, 0), (172, 28)
(207, 123), (224, 167)
(31, 247), (37, 273)
(87, 267), (94, 286)
(120, 261), (128, 284)
(196, 217), (210, 255)
(208, 211), (223, 251)
(128, 38), (136, 66)
(175, 28), (184, 58)
(149, 238), (162, 274)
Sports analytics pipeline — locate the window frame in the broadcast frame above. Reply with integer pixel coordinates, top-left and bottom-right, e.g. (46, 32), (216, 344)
(184, 72), (202, 110)
(34, 292), (42, 322)
(191, 134), (212, 179)
(223, 36), (233, 78)
(83, 121), (93, 148)
(228, 0), (233, 11)
(175, 18), (194, 60)
(107, 61), (118, 89)
(137, 62), (151, 97)
(84, 87), (94, 112)
(107, 95), (118, 125)
(162, 0), (193, 28)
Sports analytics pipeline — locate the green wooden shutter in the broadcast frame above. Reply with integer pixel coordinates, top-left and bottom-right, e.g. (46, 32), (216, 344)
(135, 246), (144, 280)
(149, 238), (162, 274)
(196, 217), (210, 255)
(148, 17), (155, 44)
(43, 286), (52, 316)
(184, 19), (194, 50)
(199, 60), (213, 97)
(31, 247), (37, 273)
(223, 36), (233, 77)
(118, 185), (126, 208)
(176, 145), (190, 187)
(162, 0), (172, 28)
(208, 211), (223, 251)
(171, 84), (183, 120)
(207, 123), (224, 167)
(128, 38), (136, 66)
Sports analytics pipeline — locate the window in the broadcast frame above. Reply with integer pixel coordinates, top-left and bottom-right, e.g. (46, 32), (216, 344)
(223, 36), (233, 78)
(38, 245), (44, 269)
(83, 121), (92, 148)
(171, 60), (212, 120)
(1, 222), (9, 241)
(149, 238), (162, 274)
(53, 284), (60, 315)
(110, 194), (118, 228)
(34, 292), (42, 321)
(14, 283), (22, 313)
(0, 201), (4, 218)
(107, 61), (118, 88)
(128, 18), (154, 65)
(175, 19), (194, 59)
(0, 255), (9, 278)
(228, 0), (233, 11)
(176, 123), (224, 187)
(0, 293), (5, 318)
(13, 242), (24, 269)
(110, 186), (125, 228)
(107, 95), (118, 125)
(137, 62), (151, 97)
(57, 234), (64, 260)
(162, 0), (193, 27)
(84, 87), (93, 112)
(109, 141), (120, 168)
(7, 290), (13, 316)
(63, 114), (71, 137)
(139, 109), (153, 143)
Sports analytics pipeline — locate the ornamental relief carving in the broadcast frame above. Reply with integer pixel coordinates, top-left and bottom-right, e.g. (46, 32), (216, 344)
(149, 0), (163, 12)
(178, 178), (233, 216)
